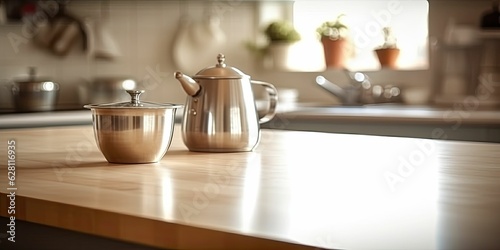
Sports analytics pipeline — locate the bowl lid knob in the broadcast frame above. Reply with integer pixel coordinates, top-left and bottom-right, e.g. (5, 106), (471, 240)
(84, 89), (183, 109)
(127, 89), (145, 106)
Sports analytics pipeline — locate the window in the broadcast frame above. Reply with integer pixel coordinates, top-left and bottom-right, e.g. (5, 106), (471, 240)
(265, 0), (429, 71)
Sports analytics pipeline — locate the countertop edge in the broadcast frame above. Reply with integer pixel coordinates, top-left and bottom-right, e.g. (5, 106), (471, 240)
(0, 194), (314, 250)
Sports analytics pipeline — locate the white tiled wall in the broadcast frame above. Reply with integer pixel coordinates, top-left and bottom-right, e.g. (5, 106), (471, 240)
(0, 0), (258, 110)
(0, 0), (495, 110)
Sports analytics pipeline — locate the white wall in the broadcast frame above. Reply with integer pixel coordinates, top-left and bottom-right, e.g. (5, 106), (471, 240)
(0, 0), (495, 110)
(0, 0), (258, 110)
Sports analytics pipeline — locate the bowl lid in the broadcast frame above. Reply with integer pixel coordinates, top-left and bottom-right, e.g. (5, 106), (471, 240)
(84, 90), (183, 109)
(193, 54), (249, 79)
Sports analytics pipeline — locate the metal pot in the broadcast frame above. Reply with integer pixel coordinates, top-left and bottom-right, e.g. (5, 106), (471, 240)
(11, 67), (59, 112)
(84, 90), (183, 164)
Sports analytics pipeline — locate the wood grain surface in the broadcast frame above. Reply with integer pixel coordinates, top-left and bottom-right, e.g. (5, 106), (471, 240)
(1, 125), (500, 249)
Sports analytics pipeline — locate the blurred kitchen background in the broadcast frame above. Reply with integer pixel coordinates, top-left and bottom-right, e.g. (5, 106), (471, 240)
(0, 0), (499, 112)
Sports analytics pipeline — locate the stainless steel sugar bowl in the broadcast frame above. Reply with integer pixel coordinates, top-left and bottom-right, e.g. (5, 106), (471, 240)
(84, 90), (183, 164)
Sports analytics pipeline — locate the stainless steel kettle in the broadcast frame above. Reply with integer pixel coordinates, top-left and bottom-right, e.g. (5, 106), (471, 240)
(174, 54), (278, 152)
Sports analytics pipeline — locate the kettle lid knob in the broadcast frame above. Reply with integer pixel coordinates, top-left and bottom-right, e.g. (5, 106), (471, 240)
(193, 53), (249, 79)
(216, 53), (226, 68)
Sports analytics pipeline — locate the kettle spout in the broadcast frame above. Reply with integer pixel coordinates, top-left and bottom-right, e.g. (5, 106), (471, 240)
(175, 72), (201, 96)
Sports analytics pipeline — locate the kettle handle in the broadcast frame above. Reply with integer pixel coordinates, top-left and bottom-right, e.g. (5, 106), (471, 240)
(251, 80), (278, 124)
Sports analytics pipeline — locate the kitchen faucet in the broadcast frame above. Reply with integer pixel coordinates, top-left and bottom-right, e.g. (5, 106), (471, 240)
(315, 69), (401, 105)
(315, 69), (371, 105)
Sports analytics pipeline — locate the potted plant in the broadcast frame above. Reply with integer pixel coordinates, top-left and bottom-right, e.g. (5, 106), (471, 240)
(374, 27), (400, 69)
(263, 20), (301, 70)
(317, 14), (350, 69)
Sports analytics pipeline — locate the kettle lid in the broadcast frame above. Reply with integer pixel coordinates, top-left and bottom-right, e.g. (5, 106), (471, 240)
(194, 54), (249, 79)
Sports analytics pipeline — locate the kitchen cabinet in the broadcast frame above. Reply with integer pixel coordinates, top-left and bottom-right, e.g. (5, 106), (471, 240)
(1, 125), (500, 249)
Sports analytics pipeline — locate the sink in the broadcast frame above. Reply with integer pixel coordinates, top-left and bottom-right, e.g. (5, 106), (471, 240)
(264, 103), (500, 143)
(310, 103), (437, 109)
(293, 104), (445, 117)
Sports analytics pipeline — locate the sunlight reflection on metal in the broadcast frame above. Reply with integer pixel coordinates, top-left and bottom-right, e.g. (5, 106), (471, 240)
(353, 72), (365, 82)
(122, 79), (136, 90)
(230, 106), (242, 133)
(207, 111), (214, 135)
(42, 81), (55, 91)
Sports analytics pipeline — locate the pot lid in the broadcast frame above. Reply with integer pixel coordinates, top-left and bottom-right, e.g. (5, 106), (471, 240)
(14, 67), (52, 84)
(193, 54), (249, 79)
(84, 90), (183, 109)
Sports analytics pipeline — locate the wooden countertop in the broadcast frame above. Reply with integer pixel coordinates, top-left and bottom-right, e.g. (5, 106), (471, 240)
(1, 125), (500, 249)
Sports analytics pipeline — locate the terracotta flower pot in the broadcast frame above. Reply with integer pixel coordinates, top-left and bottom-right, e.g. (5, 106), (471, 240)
(375, 48), (400, 69)
(321, 37), (348, 69)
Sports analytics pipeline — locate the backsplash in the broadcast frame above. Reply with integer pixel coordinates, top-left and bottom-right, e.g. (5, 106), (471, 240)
(0, 0), (496, 110)
(0, 0), (258, 110)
